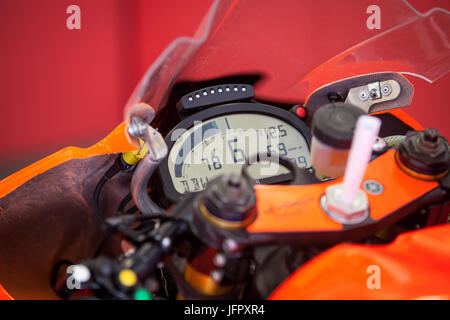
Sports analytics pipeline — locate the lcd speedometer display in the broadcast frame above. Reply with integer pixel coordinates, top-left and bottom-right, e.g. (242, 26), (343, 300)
(167, 113), (310, 194)
(155, 102), (312, 203)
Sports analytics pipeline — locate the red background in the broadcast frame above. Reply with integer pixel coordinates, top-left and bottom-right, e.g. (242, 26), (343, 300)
(0, 0), (448, 179)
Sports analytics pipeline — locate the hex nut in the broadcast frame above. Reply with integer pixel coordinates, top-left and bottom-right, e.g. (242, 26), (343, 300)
(323, 184), (369, 224)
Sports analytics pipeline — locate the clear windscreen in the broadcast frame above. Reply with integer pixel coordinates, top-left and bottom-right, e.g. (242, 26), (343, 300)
(124, 0), (449, 120)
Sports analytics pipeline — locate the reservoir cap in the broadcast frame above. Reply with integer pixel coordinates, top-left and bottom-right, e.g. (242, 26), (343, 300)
(312, 103), (365, 149)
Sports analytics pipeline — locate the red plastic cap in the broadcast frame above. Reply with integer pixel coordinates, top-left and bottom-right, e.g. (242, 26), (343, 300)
(295, 106), (307, 119)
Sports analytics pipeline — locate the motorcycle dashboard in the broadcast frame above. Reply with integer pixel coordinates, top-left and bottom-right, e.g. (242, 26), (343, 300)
(155, 102), (312, 203)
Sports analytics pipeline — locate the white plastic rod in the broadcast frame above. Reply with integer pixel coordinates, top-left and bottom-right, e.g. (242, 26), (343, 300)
(341, 115), (381, 206)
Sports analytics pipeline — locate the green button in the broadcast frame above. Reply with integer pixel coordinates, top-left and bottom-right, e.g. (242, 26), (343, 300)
(134, 288), (152, 300)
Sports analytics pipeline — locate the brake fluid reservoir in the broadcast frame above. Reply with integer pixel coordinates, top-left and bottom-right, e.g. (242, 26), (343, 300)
(311, 103), (365, 179)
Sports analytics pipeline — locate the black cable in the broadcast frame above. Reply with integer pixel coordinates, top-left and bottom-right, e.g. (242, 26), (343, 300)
(92, 156), (127, 227)
(94, 190), (148, 257)
(117, 192), (132, 215)
(126, 206), (138, 215)
(92, 155), (165, 257)
(92, 230), (114, 258)
(92, 175), (115, 257)
(93, 192), (136, 257)
(91, 156), (132, 257)
(93, 176), (109, 226)
(117, 192), (140, 216)
(93, 211), (176, 258)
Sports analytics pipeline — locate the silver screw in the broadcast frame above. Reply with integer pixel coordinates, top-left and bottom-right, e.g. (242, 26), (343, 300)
(161, 237), (171, 249)
(210, 270), (224, 283)
(381, 84), (392, 96)
(363, 180), (384, 195)
(222, 238), (238, 252)
(213, 253), (227, 267)
(359, 89), (369, 101)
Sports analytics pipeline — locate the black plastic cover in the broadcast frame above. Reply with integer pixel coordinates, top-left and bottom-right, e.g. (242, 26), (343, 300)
(176, 84), (254, 113)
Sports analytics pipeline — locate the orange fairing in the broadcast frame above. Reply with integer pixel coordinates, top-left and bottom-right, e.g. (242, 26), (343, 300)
(0, 284), (12, 300)
(0, 122), (137, 199)
(269, 224), (450, 300)
(248, 150), (438, 233)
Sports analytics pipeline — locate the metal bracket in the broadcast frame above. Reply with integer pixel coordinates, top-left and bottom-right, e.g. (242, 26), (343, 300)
(346, 79), (401, 113)
(304, 72), (413, 123)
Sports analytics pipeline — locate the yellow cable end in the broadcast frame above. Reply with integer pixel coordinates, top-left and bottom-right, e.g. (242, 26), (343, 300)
(122, 139), (148, 165)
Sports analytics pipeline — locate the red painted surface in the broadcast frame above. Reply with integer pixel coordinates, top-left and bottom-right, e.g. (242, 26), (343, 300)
(0, 0), (212, 173)
(0, 0), (448, 175)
